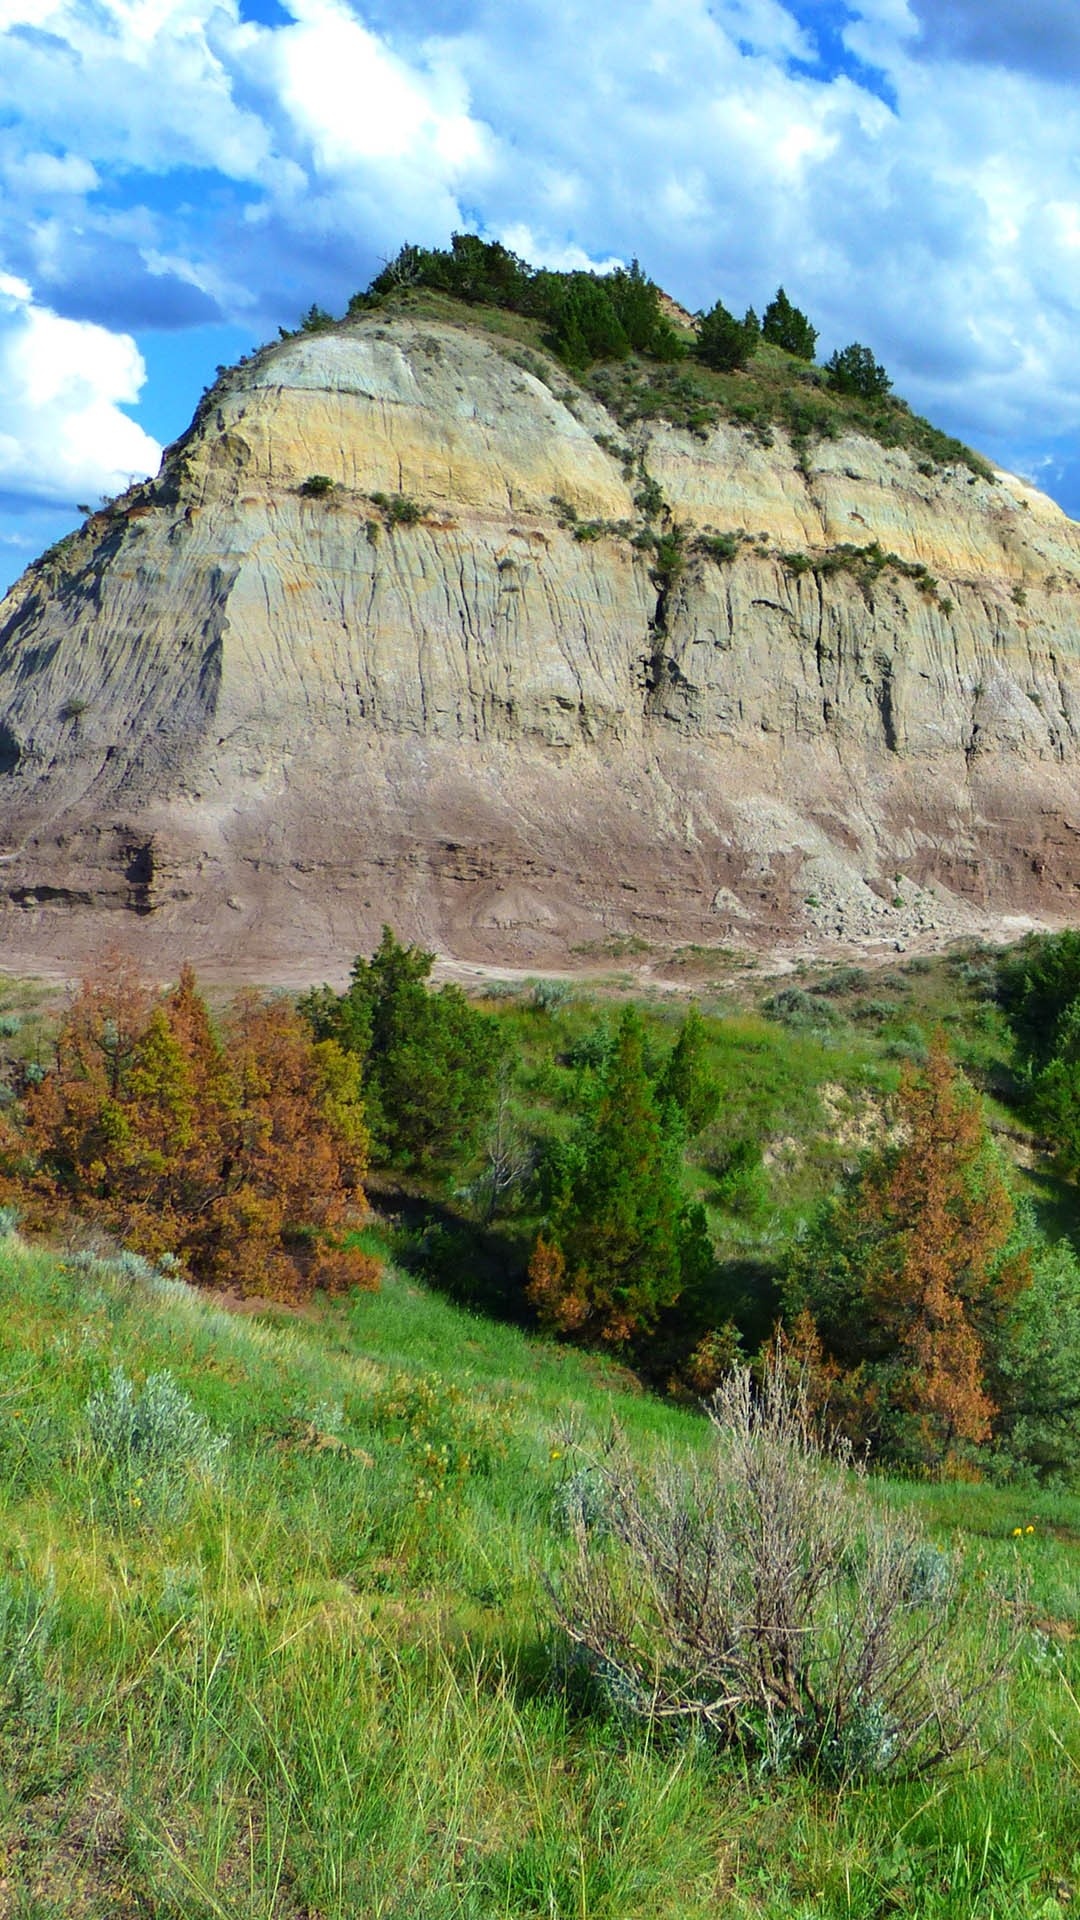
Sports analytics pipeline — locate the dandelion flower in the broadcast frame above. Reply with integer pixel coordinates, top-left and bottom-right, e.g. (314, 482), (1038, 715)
(1026, 1525), (1035, 1534)
(1012, 1528), (1023, 1537)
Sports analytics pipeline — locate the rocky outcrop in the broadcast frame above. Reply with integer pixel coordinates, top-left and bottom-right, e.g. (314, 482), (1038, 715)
(1, 312), (1078, 975)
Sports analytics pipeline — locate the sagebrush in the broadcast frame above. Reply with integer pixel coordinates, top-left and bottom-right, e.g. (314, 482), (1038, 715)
(550, 1357), (1016, 1781)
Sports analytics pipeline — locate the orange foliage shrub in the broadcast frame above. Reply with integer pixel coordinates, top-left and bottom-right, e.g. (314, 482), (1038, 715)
(786, 1031), (1025, 1470)
(526, 1235), (589, 1333)
(3, 955), (378, 1300)
(860, 1033), (1024, 1457)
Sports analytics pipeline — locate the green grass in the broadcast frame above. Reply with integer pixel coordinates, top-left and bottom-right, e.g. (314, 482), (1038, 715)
(0, 1229), (1077, 1917)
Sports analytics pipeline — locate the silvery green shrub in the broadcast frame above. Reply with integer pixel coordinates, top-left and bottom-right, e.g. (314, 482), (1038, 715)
(0, 1571), (57, 1732)
(530, 980), (572, 1014)
(550, 1465), (612, 1537)
(85, 1367), (226, 1521)
(549, 1357), (1014, 1783)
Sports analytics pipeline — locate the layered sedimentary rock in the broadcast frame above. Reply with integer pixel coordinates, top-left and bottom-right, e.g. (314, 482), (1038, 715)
(1, 313), (1079, 973)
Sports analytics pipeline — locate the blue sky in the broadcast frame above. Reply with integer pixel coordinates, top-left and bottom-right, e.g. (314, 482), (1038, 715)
(1, 0), (1079, 592)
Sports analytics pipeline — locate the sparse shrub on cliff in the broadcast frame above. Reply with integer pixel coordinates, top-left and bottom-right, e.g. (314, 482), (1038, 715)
(572, 518), (634, 543)
(369, 491), (425, 526)
(693, 530), (739, 563)
(647, 525), (687, 591)
(779, 542), (942, 603)
(783, 397), (837, 447)
(300, 474), (335, 497)
(632, 471), (665, 519)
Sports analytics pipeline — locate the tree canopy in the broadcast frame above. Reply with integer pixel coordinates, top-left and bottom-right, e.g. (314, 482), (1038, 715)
(785, 1032), (1025, 1468)
(825, 342), (892, 399)
(0, 958), (375, 1299)
(761, 286), (818, 360)
(300, 927), (508, 1179)
(998, 929), (1080, 1178)
(696, 298), (757, 372)
(363, 237), (684, 368)
(528, 1007), (713, 1347)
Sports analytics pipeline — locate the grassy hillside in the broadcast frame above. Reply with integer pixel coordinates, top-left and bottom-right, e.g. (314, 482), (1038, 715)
(0, 1225), (1077, 1919)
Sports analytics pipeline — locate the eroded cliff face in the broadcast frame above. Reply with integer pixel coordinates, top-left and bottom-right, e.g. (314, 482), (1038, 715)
(1, 314), (1079, 974)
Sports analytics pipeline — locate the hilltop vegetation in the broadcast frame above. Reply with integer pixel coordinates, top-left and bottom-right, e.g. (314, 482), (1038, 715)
(280, 232), (994, 479)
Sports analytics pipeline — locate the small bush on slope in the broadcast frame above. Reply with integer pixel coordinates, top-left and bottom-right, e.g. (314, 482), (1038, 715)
(85, 1364), (227, 1522)
(549, 1354), (1016, 1782)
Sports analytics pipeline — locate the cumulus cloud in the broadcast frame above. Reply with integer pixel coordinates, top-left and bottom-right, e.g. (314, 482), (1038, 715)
(260, 0), (490, 174)
(0, 275), (161, 504)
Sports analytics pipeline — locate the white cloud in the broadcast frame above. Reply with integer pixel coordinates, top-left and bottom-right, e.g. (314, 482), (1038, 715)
(262, 0), (490, 174)
(7, 151), (99, 195)
(0, 0), (272, 180)
(495, 225), (622, 274)
(0, 277), (161, 502)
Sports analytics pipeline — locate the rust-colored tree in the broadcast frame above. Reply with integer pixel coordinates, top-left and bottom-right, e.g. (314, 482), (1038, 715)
(786, 1032), (1025, 1469)
(4, 956), (378, 1299)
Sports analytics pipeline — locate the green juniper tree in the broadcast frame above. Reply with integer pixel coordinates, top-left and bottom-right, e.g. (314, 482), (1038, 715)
(696, 297), (757, 372)
(762, 286), (817, 360)
(547, 275), (630, 368)
(300, 928), (507, 1179)
(657, 1007), (720, 1138)
(528, 1007), (713, 1346)
(998, 929), (1080, 1177)
(825, 342), (892, 399)
(603, 259), (685, 359)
